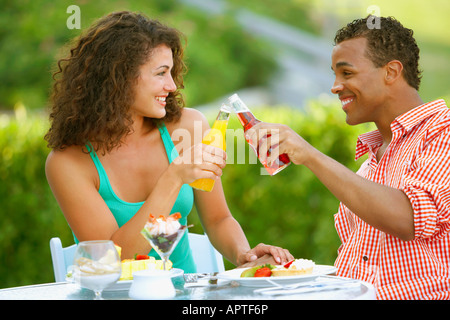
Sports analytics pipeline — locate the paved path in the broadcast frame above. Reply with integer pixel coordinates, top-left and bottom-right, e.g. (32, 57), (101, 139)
(180, 0), (335, 109)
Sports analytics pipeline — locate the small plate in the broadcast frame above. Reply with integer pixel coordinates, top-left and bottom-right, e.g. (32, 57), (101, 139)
(105, 268), (184, 291)
(217, 265), (336, 287)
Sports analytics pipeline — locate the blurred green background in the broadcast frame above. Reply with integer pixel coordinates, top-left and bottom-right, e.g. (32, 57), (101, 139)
(1, 0), (449, 288)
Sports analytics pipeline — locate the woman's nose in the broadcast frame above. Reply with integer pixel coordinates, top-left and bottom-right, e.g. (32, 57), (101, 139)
(165, 74), (177, 92)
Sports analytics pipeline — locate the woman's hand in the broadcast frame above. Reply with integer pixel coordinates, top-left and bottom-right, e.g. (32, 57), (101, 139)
(170, 143), (227, 185)
(237, 243), (294, 267)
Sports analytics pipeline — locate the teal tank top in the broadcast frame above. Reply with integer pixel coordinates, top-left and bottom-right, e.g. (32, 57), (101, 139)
(80, 122), (196, 273)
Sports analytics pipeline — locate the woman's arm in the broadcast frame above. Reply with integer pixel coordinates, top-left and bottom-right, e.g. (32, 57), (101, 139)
(195, 179), (293, 266)
(180, 109), (293, 266)
(194, 179), (251, 266)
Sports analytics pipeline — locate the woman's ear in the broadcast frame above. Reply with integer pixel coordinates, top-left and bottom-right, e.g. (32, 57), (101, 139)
(385, 60), (404, 84)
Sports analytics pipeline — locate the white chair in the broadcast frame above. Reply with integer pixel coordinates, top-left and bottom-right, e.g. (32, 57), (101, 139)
(49, 237), (77, 282)
(49, 233), (225, 282)
(188, 233), (225, 273)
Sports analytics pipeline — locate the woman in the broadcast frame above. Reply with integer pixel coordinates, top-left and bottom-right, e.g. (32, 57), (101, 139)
(44, 11), (292, 272)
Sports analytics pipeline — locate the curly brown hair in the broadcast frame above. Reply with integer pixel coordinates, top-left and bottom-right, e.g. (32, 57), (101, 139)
(334, 16), (422, 90)
(44, 11), (186, 153)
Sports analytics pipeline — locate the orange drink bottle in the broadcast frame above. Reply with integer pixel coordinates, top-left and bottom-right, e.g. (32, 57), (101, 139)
(227, 93), (290, 175)
(189, 104), (231, 192)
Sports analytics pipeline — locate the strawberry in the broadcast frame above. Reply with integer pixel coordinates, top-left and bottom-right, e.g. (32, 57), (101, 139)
(135, 254), (150, 260)
(254, 267), (272, 277)
(284, 260), (295, 268)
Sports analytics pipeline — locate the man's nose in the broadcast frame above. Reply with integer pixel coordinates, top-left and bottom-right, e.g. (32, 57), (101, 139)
(331, 79), (344, 95)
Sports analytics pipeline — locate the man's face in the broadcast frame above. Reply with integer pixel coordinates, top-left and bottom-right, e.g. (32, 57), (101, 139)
(331, 37), (387, 125)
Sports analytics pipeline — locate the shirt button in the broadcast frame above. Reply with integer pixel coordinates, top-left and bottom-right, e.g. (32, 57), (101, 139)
(362, 255), (369, 262)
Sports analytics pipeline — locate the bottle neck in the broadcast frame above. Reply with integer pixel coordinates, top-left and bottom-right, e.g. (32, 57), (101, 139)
(228, 94), (260, 130)
(236, 111), (260, 131)
(215, 103), (231, 121)
(216, 110), (230, 121)
(228, 95), (249, 113)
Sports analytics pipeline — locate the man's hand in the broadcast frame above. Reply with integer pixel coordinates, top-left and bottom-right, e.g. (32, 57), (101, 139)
(245, 122), (314, 166)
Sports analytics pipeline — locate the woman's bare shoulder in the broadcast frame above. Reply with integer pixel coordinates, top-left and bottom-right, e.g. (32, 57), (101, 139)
(45, 145), (96, 182)
(46, 145), (86, 166)
(166, 107), (209, 132)
(164, 108), (211, 146)
(180, 107), (208, 125)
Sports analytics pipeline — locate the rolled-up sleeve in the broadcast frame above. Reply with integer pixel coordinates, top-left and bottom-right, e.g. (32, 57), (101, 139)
(402, 128), (450, 240)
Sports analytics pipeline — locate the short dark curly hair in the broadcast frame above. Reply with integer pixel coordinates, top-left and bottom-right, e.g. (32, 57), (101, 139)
(334, 16), (422, 90)
(45, 11), (186, 153)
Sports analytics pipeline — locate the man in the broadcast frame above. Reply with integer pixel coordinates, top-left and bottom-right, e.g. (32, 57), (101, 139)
(248, 16), (450, 299)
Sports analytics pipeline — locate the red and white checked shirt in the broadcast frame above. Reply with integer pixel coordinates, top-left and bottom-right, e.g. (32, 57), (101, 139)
(334, 99), (450, 299)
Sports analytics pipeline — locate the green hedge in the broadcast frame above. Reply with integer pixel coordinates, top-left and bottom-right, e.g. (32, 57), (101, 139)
(0, 106), (73, 288)
(0, 98), (371, 288)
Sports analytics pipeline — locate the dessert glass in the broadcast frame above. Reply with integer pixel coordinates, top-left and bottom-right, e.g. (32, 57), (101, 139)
(72, 240), (121, 300)
(140, 214), (187, 270)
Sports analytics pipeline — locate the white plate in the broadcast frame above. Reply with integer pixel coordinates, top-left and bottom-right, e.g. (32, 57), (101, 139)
(66, 268), (184, 292)
(217, 265), (336, 287)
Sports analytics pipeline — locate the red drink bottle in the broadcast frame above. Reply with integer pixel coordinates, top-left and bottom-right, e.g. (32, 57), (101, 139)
(228, 94), (290, 175)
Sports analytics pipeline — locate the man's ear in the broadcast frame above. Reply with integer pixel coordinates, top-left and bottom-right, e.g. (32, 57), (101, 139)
(385, 60), (404, 84)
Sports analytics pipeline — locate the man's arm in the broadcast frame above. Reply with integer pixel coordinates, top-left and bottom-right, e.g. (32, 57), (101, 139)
(247, 122), (415, 241)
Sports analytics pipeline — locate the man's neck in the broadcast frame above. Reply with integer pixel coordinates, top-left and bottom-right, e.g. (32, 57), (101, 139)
(375, 87), (423, 144)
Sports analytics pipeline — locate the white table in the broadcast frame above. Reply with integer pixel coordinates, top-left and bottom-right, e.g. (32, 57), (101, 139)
(0, 273), (375, 300)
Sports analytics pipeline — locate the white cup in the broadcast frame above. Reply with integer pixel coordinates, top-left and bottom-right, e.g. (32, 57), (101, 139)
(129, 269), (176, 300)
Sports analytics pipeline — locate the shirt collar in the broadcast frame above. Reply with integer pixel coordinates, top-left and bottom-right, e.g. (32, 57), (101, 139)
(355, 99), (448, 160)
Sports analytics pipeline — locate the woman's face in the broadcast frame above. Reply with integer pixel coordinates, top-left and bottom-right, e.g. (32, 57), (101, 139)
(132, 44), (177, 120)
